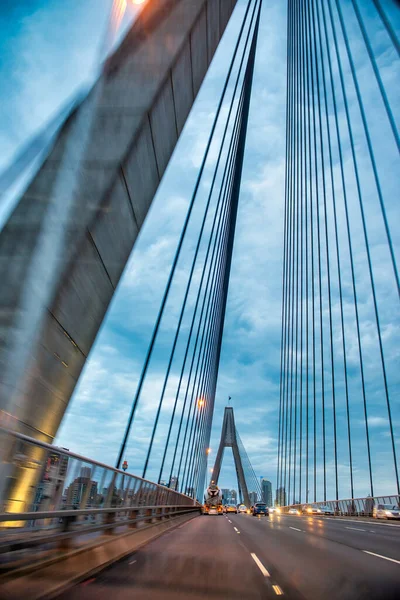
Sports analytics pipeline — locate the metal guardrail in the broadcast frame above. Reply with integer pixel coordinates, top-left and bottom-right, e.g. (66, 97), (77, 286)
(0, 505), (200, 556)
(280, 495), (400, 516)
(0, 427), (197, 526)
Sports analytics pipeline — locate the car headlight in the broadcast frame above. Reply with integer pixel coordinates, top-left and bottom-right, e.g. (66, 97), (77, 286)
(385, 510), (392, 516)
(276, 508), (280, 513)
(317, 509), (321, 513)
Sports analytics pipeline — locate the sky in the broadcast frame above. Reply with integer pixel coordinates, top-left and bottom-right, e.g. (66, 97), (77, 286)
(1, 0), (399, 502)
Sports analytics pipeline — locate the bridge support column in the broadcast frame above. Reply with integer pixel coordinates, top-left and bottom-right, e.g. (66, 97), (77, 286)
(104, 511), (115, 535)
(128, 509), (139, 529)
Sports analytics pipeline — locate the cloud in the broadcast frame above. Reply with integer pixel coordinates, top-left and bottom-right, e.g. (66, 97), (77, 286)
(10, 0), (397, 501)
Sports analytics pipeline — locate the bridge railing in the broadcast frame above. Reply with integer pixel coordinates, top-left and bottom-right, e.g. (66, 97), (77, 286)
(0, 427), (197, 528)
(280, 495), (400, 517)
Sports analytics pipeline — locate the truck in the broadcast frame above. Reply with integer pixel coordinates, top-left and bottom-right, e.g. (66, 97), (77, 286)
(203, 481), (223, 515)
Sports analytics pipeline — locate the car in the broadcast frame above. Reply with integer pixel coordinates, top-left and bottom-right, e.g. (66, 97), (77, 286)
(225, 504), (238, 514)
(373, 504), (400, 520)
(238, 504), (247, 513)
(302, 504), (321, 515)
(269, 507), (281, 514)
(252, 502), (269, 516)
(288, 508), (301, 515)
(208, 506), (218, 515)
(318, 505), (335, 516)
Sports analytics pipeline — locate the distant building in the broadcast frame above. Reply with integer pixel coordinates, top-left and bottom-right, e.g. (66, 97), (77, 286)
(64, 467), (98, 508)
(221, 488), (230, 502)
(261, 478), (272, 506)
(249, 491), (258, 505)
(230, 489), (237, 505)
(276, 487), (287, 507)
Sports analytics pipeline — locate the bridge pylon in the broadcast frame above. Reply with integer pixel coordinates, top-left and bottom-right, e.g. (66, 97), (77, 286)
(210, 407), (250, 507)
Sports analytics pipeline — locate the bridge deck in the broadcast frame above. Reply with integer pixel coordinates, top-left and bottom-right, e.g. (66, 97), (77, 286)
(59, 513), (400, 599)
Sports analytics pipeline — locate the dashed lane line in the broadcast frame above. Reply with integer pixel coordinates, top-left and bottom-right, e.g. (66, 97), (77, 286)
(129, 560), (137, 565)
(346, 527), (366, 532)
(250, 553), (270, 577)
(273, 584), (284, 595)
(289, 526), (302, 532)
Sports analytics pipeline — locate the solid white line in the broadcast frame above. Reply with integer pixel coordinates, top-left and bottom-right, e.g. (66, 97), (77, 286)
(250, 553), (270, 577)
(289, 526), (302, 532)
(362, 551), (400, 565)
(326, 517), (400, 528)
(129, 560), (137, 565)
(346, 527), (366, 532)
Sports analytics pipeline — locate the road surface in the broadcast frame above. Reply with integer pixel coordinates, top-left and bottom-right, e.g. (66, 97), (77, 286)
(58, 513), (400, 599)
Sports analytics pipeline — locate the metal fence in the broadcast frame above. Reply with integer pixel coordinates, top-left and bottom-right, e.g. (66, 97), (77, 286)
(281, 495), (400, 517)
(0, 427), (196, 528)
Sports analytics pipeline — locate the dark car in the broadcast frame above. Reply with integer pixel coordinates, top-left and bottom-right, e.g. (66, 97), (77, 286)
(252, 502), (269, 516)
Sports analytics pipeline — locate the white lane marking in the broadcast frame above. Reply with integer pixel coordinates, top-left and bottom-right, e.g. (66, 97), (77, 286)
(251, 553), (270, 577)
(346, 527), (366, 532)
(362, 551), (400, 565)
(289, 526), (302, 532)
(129, 560), (137, 565)
(234, 527), (239, 531)
(326, 518), (400, 528)
(228, 519), (232, 523)
(273, 584), (284, 595)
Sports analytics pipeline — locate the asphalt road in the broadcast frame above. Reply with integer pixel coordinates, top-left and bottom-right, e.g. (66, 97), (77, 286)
(59, 513), (400, 599)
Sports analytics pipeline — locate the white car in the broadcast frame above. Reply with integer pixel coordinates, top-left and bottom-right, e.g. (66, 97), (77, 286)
(318, 505), (334, 516)
(373, 504), (400, 520)
(238, 504), (247, 513)
(269, 507), (280, 514)
(288, 508), (300, 515)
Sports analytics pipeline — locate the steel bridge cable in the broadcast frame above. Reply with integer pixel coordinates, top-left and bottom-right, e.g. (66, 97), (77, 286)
(351, 0), (399, 152)
(320, 0), (374, 497)
(372, 0), (400, 56)
(178, 81), (247, 491)
(332, 0), (399, 494)
(300, 0), (310, 505)
(293, 0), (300, 504)
(169, 84), (246, 487)
(174, 7), (262, 490)
(157, 1), (260, 485)
(285, 0), (295, 506)
(282, 0), (295, 500)
(141, 2), (261, 480)
(314, 0), (352, 499)
(333, 0), (399, 298)
(180, 63), (252, 492)
(327, 0), (378, 496)
(115, 0), (258, 469)
(277, 0), (292, 499)
(302, 0), (317, 503)
(176, 180), (234, 489)
(310, 0), (338, 501)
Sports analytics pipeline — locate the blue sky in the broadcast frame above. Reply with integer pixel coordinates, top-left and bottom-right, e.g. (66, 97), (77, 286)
(1, 0), (399, 501)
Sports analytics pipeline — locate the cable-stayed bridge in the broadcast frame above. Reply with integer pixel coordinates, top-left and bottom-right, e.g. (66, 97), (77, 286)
(0, 0), (399, 598)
